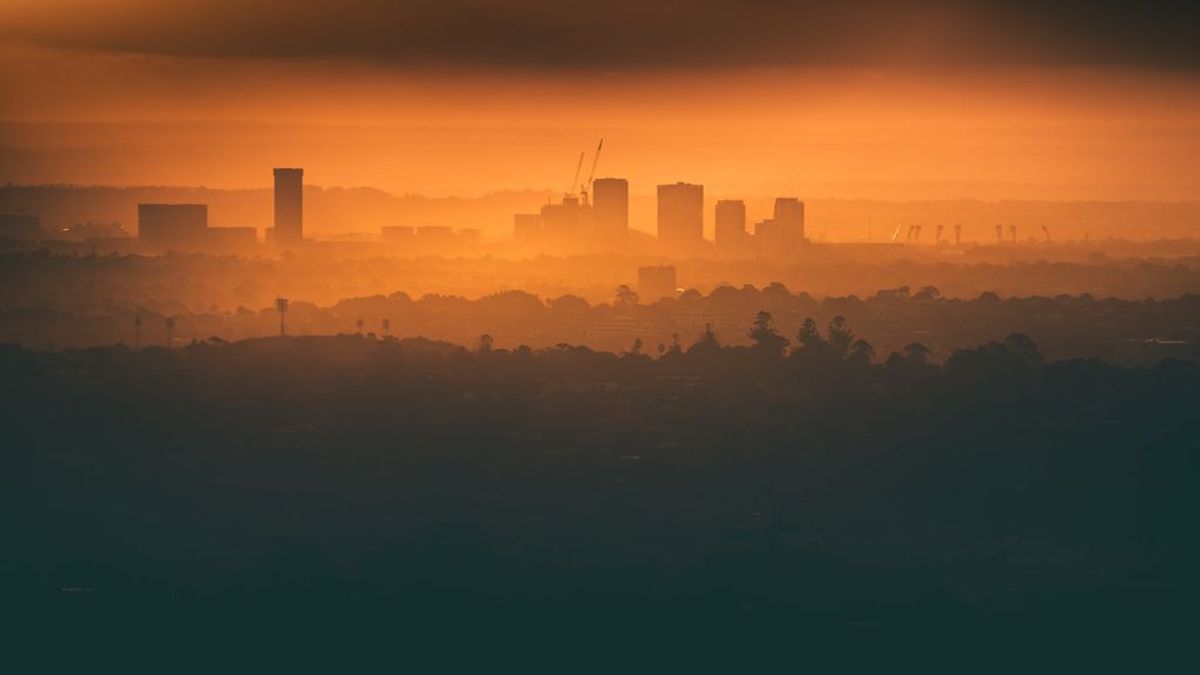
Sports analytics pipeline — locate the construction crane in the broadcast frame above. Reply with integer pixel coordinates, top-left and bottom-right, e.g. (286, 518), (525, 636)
(566, 151), (585, 199)
(580, 138), (604, 204)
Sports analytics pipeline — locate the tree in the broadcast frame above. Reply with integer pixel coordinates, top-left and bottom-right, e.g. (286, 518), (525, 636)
(1003, 334), (1042, 366)
(477, 334), (494, 353)
(797, 318), (823, 349)
(826, 315), (854, 355)
(749, 311), (789, 356)
(846, 339), (875, 366)
(615, 285), (639, 307)
(688, 323), (721, 357)
(627, 337), (643, 356)
(903, 342), (932, 364)
(913, 285), (941, 301)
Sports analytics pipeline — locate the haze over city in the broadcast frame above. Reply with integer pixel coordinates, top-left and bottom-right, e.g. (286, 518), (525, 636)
(1, 0), (1198, 646)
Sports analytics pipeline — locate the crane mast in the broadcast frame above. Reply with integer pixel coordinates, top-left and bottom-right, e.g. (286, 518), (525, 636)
(581, 138), (603, 204)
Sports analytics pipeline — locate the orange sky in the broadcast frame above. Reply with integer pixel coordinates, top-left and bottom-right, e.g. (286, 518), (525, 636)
(3, 2), (1200, 200)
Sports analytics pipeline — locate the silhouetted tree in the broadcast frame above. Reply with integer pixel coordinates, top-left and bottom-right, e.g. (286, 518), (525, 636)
(826, 315), (854, 355)
(904, 343), (932, 364)
(913, 285), (941, 301)
(615, 285), (639, 307)
(688, 323), (721, 358)
(749, 311), (789, 357)
(628, 337), (644, 356)
(846, 339), (876, 367)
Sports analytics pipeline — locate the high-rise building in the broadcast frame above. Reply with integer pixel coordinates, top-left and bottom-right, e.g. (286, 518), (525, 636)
(714, 200), (746, 250)
(138, 204), (207, 249)
(657, 182), (703, 254)
(592, 178), (629, 245)
(754, 218), (788, 255)
(540, 196), (590, 249)
(273, 168), (304, 245)
(773, 197), (805, 247)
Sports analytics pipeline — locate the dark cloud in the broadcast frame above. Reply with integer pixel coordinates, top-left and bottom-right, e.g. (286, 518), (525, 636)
(3, 0), (1199, 71)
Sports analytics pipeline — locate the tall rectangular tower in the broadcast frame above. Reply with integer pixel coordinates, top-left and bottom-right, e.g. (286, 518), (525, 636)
(273, 168), (304, 245)
(592, 177), (629, 245)
(714, 199), (746, 250)
(772, 197), (805, 247)
(657, 182), (704, 254)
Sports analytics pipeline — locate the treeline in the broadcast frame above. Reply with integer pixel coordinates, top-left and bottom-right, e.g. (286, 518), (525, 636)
(4, 279), (1199, 366)
(1, 323), (1196, 624)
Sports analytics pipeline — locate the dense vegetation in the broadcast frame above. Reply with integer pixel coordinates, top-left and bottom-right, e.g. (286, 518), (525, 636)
(2, 318), (1195, 629)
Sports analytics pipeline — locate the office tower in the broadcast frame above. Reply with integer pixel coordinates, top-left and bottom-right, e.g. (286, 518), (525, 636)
(773, 197), (805, 247)
(754, 218), (788, 255)
(273, 168), (304, 245)
(657, 182), (704, 254)
(714, 200), (746, 250)
(638, 265), (678, 302)
(138, 203), (207, 249)
(592, 177), (629, 244)
(540, 196), (590, 249)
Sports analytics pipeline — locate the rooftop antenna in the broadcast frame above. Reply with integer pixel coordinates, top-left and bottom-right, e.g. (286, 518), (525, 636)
(276, 297), (289, 336)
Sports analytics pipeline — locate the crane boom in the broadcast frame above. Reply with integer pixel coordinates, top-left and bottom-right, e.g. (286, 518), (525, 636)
(583, 138), (603, 193)
(567, 151), (584, 197)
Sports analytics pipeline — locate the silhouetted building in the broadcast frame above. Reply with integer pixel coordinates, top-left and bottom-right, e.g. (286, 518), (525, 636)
(714, 200), (746, 250)
(513, 214), (541, 243)
(382, 226), (416, 243)
(638, 265), (677, 301)
(773, 197), (805, 247)
(592, 178), (629, 245)
(273, 168), (304, 245)
(755, 218), (789, 255)
(0, 214), (43, 240)
(415, 226), (455, 248)
(540, 196), (590, 248)
(657, 183), (703, 253)
(138, 204), (207, 249)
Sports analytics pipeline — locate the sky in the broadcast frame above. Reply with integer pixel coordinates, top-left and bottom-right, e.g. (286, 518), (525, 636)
(2, 0), (1199, 199)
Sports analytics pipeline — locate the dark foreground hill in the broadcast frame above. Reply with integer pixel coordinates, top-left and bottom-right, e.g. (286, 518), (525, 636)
(1, 331), (1196, 631)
